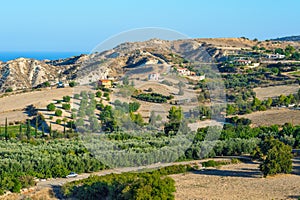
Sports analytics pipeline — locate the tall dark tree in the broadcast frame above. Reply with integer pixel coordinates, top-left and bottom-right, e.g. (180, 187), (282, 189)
(18, 123), (23, 139)
(164, 106), (183, 136)
(42, 124), (45, 135)
(26, 119), (31, 140)
(4, 118), (8, 141)
(49, 123), (52, 137)
(35, 117), (38, 138)
(63, 121), (66, 135)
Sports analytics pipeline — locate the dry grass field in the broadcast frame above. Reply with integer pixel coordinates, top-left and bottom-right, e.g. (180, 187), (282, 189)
(238, 108), (300, 127)
(170, 158), (300, 200)
(0, 88), (74, 125)
(254, 84), (299, 100)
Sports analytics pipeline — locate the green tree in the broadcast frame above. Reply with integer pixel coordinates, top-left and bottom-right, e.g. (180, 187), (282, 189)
(19, 124), (23, 138)
(96, 91), (102, 98)
(274, 48), (284, 55)
(4, 118), (8, 141)
(49, 123), (52, 137)
(167, 106), (183, 123)
(128, 102), (140, 112)
(42, 124), (45, 135)
(26, 119), (31, 139)
(266, 98), (273, 108)
(62, 103), (71, 110)
(47, 103), (56, 111)
(63, 96), (71, 102)
(55, 109), (63, 117)
(69, 81), (77, 87)
(259, 139), (293, 177)
(35, 117), (38, 138)
(164, 106), (183, 136)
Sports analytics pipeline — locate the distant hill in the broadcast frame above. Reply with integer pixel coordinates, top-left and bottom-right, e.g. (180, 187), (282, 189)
(271, 35), (300, 41)
(1, 37), (300, 92)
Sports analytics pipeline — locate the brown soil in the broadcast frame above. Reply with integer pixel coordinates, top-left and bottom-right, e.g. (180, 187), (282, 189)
(0, 88), (73, 124)
(238, 108), (300, 127)
(170, 158), (300, 200)
(254, 85), (299, 100)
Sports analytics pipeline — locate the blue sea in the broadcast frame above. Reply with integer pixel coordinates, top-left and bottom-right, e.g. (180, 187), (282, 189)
(0, 52), (88, 62)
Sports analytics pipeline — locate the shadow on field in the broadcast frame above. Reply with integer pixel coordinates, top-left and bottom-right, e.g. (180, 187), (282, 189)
(51, 185), (65, 199)
(292, 157), (300, 176)
(287, 195), (300, 199)
(192, 167), (262, 178)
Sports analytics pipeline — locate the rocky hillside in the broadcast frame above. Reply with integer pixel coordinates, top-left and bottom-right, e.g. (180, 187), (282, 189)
(1, 37), (300, 92)
(0, 58), (63, 91)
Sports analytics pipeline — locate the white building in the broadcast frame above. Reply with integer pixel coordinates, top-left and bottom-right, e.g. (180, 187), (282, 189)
(265, 53), (285, 59)
(148, 73), (160, 81)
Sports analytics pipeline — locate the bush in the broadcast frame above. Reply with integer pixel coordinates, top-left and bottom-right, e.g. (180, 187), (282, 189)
(62, 103), (71, 110)
(63, 96), (71, 102)
(129, 102), (140, 112)
(69, 81), (77, 87)
(56, 119), (62, 124)
(47, 103), (56, 111)
(56, 100), (62, 104)
(103, 92), (109, 98)
(96, 91), (102, 98)
(202, 160), (230, 167)
(5, 87), (13, 93)
(55, 109), (63, 117)
(133, 92), (173, 103)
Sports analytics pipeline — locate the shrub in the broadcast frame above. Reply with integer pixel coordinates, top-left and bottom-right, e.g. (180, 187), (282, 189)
(56, 100), (62, 104)
(133, 92), (173, 103)
(231, 158), (241, 164)
(55, 109), (63, 117)
(56, 119), (62, 124)
(63, 96), (71, 102)
(47, 103), (56, 111)
(96, 91), (102, 98)
(103, 92), (109, 98)
(62, 103), (71, 110)
(5, 87), (13, 93)
(69, 81), (77, 87)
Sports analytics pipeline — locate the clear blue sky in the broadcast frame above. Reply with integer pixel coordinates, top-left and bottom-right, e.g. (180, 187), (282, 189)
(1, 0), (300, 52)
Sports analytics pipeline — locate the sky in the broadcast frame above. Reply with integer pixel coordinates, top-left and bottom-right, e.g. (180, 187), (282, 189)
(1, 0), (300, 52)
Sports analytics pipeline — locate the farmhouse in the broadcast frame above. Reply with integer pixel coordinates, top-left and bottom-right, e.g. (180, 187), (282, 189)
(148, 73), (160, 81)
(177, 67), (194, 76)
(98, 79), (112, 88)
(236, 59), (252, 65)
(265, 53), (285, 59)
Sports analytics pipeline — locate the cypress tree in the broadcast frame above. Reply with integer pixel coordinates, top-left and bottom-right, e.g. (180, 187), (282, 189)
(70, 121), (74, 134)
(49, 123), (52, 137)
(4, 118), (8, 141)
(18, 123), (23, 139)
(26, 119), (31, 140)
(42, 124), (45, 135)
(35, 117), (38, 138)
(63, 121), (66, 136)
